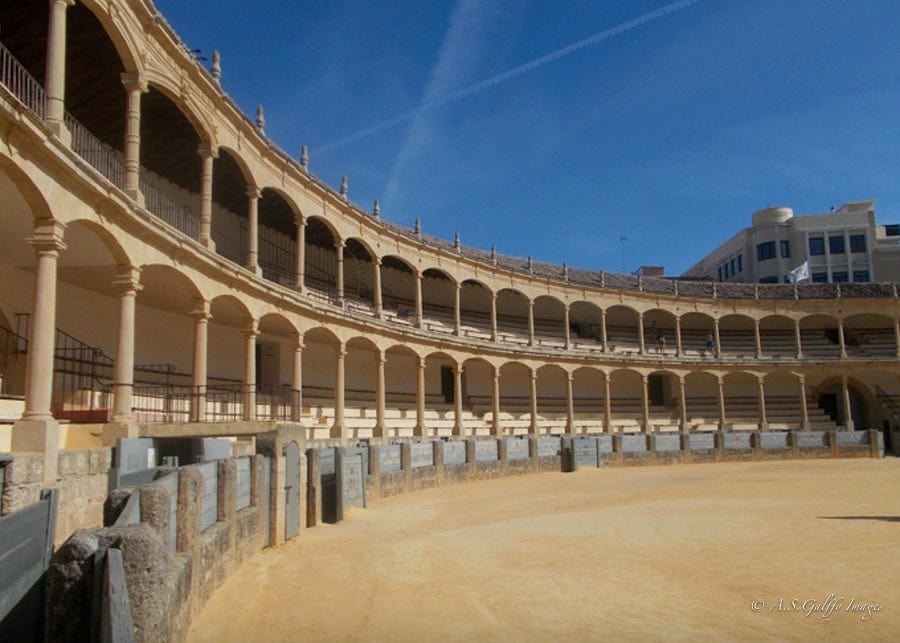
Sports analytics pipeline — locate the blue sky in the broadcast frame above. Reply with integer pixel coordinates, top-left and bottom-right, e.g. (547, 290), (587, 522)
(154, 0), (900, 275)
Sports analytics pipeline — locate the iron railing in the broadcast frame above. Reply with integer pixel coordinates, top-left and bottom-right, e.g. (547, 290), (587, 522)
(139, 177), (197, 239)
(0, 42), (45, 118)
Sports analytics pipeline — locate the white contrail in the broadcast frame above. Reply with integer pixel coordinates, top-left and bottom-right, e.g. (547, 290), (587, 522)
(314, 0), (704, 154)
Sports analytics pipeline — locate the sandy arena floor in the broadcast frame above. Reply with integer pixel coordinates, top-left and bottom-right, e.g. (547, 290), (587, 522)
(187, 459), (900, 642)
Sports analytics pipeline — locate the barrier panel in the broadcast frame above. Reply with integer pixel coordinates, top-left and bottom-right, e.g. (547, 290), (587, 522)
(538, 436), (561, 457)
(796, 431), (828, 448)
(198, 462), (218, 531)
(236, 457), (251, 511)
(760, 432), (790, 450)
(380, 445), (402, 473)
(655, 433), (680, 452)
(836, 431), (867, 446)
(443, 441), (467, 465)
(507, 438), (530, 461)
(597, 435), (613, 454)
(572, 437), (599, 468)
(410, 443), (434, 468)
(724, 432), (752, 450)
(621, 434), (647, 453)
(475, 440), (499, 462)
(689, 433), (715, 451)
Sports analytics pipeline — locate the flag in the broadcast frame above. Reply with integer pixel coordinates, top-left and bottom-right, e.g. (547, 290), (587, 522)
(788, 260), (810, 283)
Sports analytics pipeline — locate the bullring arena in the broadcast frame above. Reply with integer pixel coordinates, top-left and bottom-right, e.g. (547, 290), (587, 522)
(0, 1), (898, 641)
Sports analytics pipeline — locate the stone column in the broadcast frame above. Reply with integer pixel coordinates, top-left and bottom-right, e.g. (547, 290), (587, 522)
(243, 320), (259, 421)
(757, 376), (768, 431)
(334, 345), (346, 444)
(12, 222), (66, 482)
(638, 313), (646, 355)
(335, 241), (345, 305)
(837, 320), (847, 359)
(529, 370), (538, 434)
(563, 305), (571, 349)
(753, 319), (762, 359)
(295, 217), (306, 292)
(121, 73), (147, 203)
(641, 374), (650, 432)
(453, 365), (464, 435)
(44, 0), (75, 141)
(675, 317), (683, 357)
(894, 318), (900, 358)
(490, 292), (498, 342)
(110, 267), (141, 423)
(246, 186), (261, 274)
(190, 301), (210, 422)
(415, 356), (426, 436)
(794, 318), (803, 359)
(798, 374), (810, 430)
(717, 376), (727, 430)
(197, 143), (218, 249)
(841, 374), (854, 430)
(713, 319), (721, 358)
(375, 352), (386, 438)
(373, 259), (383, 318)
(600, 309), (608, 352)
(453, 283), (461, 335)
(415, 270), (424, 328)
(491, 365), (501, 435)
(603, 372), (612, 433)
(527, 300), (535, 347)
(291, 335), (303, 422)
(566, 373), (575, 433)
(678, 375), (688, 430)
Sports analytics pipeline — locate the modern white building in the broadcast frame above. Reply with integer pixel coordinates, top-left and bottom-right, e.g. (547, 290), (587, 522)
(682, 202), (900, 284)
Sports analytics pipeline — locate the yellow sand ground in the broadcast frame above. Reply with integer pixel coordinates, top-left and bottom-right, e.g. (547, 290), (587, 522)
(188, 459), (900, 642)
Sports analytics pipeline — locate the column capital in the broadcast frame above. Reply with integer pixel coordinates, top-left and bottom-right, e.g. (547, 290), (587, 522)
(566, 372), (574, 383)
(293, 332), (305, 350)
(376, 351), (387, 365)
(335, 239), (346, 251)
(197, 141), (219, 159)
(244, 318), (259, 337)
(28, 219), (67, 254)
(418, 356), (426, 370)
(246, 185), (262, 200)
(190, 299), (212, 321)
(797, 373), (806, 384)
(713, 318), (720, 327)
(492, 365), (501, 379)
(120, 71), (148, 94)
(336, 345), (347, 358)
(112, 266), (142, 295)
(296, 215), (307, 228)
(53, 0), (76, 8)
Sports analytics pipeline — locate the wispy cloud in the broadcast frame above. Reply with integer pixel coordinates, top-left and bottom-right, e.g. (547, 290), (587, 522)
(314, 0), (704, 155)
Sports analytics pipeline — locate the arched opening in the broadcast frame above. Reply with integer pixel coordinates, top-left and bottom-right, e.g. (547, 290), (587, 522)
(495, 290), (529, 345)
(759, 315), (796, 358)
(459, 281), (492, 340)
(302, 327), (341, 439)
(257, 189), (298, 285)
(762, 372), (807, 431)
(569, 301), (604, 351)
(343, 239), (375, 311)
(843, 313), (897, 359)
(643, 309), (677, 356)
(304, 217), (338, 301)
(424, 352), (456, 437)
(384, 345), (418, 438)
(344, 337), (378, 439)
(533, 296), (566, 348)
(462, 358), (493, 436)
(209, 149), (252, 264)
(608, 369), (643, 433)
(536, 365), (568, 434)
(572, 367), (605, 433)
(207, 295), (252, 422)
(381, 256), (416, 324)
(605, 306), (640, 354)
(680, 313), (716, 357)
(683, 372), (719, 431)
(421, 269), (455, 332)
(718, 314), (755, 358)
(646, 370), (679, 431)
(722, 372), (760, 430)
(798, 314), (842, 359)
(498, 362), (531, 435)
(257, 313), (299, 421)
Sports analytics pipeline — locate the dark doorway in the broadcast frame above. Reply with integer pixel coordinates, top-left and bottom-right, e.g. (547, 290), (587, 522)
(648, 374), (665, 406)
(819, 393), (839, 423)
(441, 366), (454, 403)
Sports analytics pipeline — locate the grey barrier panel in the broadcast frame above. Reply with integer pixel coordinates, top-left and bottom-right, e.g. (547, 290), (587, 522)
(443, 441), (466, 465)
(196, 438), (231, 463)
(320, 449), (336, 476)
(689, 433), (715, 451)
(199, 462), (218, 531)
(537, 437), (561, 457)
(338, 448), (366, 512)
(320, 448), (338, 524)
(284, 443), (300, 540)
(760, 432), (790, 450)
(621, 433), (647, 453)
(0, 488), (57, 634)
(796, 431), (828, 448)
(262, 456), (271, 547)
(116, 468), (161, 488)
(475, 440), (498, 462)
(410, 442), (434, 468)
(596, 435), (613, 454)
(112, 493), (141, 527)
(836, 431), (867, 446)
(380, 445), (402, 473)
(97, 548), (136, 643)
(157, 472), (179, 557)
(724, 432), (752, 450)
(235, 457), (251, 511)
(573, 437), (599, 467)
(655, 433), (680, 452)
(115, 438), (156, 472)
(507, 439), (529, 460)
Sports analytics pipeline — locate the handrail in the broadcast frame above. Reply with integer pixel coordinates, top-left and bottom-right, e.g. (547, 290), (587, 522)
(0, 42), (45, 118)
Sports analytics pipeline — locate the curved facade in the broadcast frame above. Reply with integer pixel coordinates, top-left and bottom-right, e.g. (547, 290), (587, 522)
(1, 1), (899, 468)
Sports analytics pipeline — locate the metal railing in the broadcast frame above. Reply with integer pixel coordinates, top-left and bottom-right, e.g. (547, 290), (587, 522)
(139, 177), (197, 240)
(65, 113), (126, 189)
(0, 42), (45, 118)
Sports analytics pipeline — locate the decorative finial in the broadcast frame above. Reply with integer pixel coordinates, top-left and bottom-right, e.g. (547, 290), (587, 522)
(527, 256), (533, 274)
(340, 175), (348, 200)
(563, 262), (569, 280)
(211, 50), (221, 81)
(490, 245), (497, 264)
(414, 218), (421, 235)
(300, 145), (309, 172)
(454, 232), (461, 252)
(373, 199), (380, 220)
(256, 105), (265, 133)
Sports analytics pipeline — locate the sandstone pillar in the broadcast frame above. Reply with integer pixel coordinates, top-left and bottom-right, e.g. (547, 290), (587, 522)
(197, 143), (218, 249)
(246, 186), (261, 274)
(44, 0), (74, 142)
(375, 352), (386, 438)
(110, 267), (141, 423)
(190, 301), (210, 422)
(295, 217), (306, 292)
(121, 73), (147, 203)
(243, 320), (258, 421)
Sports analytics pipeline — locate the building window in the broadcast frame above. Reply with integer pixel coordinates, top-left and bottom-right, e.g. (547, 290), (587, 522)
(780, 240), (790, 258)
(832, 271), (848, 283)
(759, 276), (778, 283)
(885, 224), (900, 237)
(757, 241), (776, 261)
(730, 258), (736, 275)
(850, 234), (866, 253)
(718, 266), (723, 281)
(853, 270), (870, 283)
(812, 272), (828, 283)
(737, 254), (743, 272)
(723, 264), (729, 279)
(809, 237), (825, 255)
(829, 235), (845, 254)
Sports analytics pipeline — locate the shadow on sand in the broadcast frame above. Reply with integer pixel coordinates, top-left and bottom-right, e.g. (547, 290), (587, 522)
(818, 516), (900, 523)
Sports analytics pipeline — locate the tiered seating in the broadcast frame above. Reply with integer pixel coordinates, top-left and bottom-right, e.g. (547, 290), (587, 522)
(683, 396), (840, 431)
(851, 328), (896, 358)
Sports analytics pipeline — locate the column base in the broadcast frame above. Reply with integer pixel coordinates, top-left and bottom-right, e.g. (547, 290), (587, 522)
(124, 187), (145, 207)
(101, 421), (141, 446)
(46, 120), (72, 147)
(11, 417), (61, 484)
(200, 237), (217, 252)
(758, 421), (769, 432)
